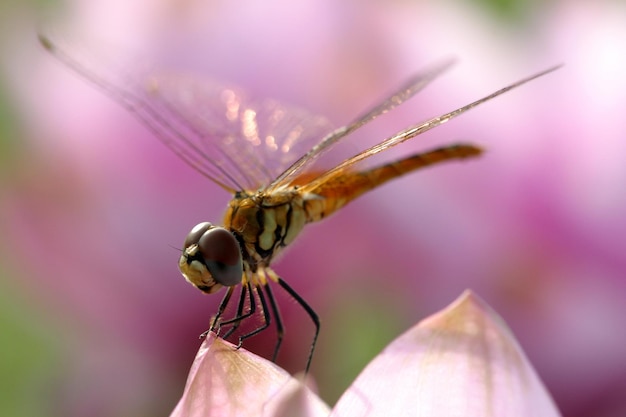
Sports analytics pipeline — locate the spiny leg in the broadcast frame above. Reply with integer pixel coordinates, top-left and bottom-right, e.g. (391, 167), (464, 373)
(234, 284), (272, 349)
(221, 282), (256, 339)
(263, 283), (284, 363)
(277, 277), (320, 374)
(201, 285), (235, 338)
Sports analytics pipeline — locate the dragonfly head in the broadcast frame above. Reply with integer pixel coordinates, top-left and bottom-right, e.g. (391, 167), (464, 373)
(178, 222), (243, 294)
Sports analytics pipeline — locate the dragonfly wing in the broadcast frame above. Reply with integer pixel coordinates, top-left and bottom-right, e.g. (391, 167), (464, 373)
(40, 34), (336, 192)
(299, 65), (562, 193)
(143, 74), (336, 191)
(265, 59), (456, 192)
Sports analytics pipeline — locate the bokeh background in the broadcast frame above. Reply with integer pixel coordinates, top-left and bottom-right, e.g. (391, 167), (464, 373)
(1, 0), (625, 416)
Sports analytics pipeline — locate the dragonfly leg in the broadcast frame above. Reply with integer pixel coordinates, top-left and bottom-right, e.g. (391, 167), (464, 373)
(277, 277), (320, 374)
(234, 284), (271, 349)
(201, 285), (235, 338)
(263, 283), (284, 363)
(220, 282), (255, 339)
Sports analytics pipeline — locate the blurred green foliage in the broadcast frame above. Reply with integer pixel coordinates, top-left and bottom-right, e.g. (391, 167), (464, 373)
(475, 0), (538, 21)
(316, 287), (410, 406)
(0, 264), (64, 417)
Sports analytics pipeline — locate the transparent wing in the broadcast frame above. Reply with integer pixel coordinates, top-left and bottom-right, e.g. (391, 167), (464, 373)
(40, 34), (335, 192)
(42, 31), (454, 193)
(148, 59), (455, 193)
(299, 64), (563, 194)
(265, 59), (455, 192)
(140, 73), (336, 191)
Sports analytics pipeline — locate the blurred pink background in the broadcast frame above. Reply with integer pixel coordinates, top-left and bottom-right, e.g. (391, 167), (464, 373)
(1, 0), (625, 416)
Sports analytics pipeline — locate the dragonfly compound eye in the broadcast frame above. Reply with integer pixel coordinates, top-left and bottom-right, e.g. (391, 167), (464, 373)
(180, 223), (243, 291)
(183, 222), (213, 249)
(197, 226), (243, 286)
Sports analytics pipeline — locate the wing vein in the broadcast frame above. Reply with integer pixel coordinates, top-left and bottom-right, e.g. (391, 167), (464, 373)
(266, 59), (456, 191)
(40, 34), (242, 192)
(301, 64), (562, 192)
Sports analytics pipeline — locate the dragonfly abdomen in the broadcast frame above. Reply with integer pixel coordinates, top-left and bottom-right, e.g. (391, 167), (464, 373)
(303, 144), (482, 222)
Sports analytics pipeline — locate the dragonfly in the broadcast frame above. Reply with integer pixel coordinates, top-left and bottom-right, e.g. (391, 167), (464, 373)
(40, 34), (559, 373)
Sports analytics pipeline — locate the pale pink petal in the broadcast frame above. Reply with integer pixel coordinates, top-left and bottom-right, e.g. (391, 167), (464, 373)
(331, 291), (561, 417)
(170, 332), (329, 417)
(262, 376), (330, 417)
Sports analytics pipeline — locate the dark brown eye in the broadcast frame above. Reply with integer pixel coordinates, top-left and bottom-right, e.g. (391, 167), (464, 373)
(183, 222), (213, 249)
(195, 225), (243, 287)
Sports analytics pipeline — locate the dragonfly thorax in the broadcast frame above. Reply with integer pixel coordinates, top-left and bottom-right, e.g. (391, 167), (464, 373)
(224, 189), (307, 267)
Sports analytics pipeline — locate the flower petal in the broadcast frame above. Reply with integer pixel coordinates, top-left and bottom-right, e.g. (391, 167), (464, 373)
(331, 290), (561, 417)
(262, 375), (330, 417)
(171, 333), (329, 417)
